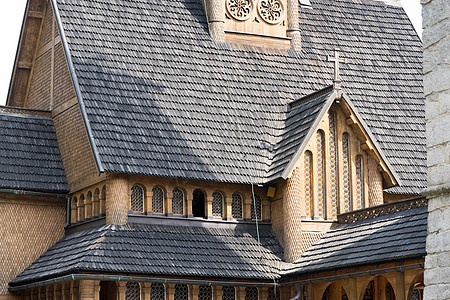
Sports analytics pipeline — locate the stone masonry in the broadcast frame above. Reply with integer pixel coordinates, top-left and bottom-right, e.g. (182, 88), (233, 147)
(422, 0), (450, 299)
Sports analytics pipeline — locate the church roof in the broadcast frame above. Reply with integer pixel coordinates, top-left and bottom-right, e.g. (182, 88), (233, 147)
(53, 0), (425, 193)
(9, 223), (284, 288)
(283, 203), (428, 277)
(0, 110), (68, 193)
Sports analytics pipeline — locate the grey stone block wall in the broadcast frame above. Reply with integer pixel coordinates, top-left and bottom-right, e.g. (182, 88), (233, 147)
(422, 0), (450, 299)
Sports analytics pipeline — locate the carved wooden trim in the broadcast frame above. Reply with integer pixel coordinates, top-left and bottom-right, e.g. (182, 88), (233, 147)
(337, 197), (427, 223)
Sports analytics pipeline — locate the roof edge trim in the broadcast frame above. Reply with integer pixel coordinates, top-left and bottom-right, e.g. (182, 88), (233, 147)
(281, 90), (339, 179)
(50, 0), (104, 175)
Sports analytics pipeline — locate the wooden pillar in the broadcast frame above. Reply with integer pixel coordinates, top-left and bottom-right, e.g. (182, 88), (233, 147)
(347, 278), (358, 300)
(70, 281), (79, 300)
(260, 287), (269, 300)
(117, 282), (127, 300)
(213, 286), (223, 300)
(262, 200), (270, 221)
(186, 191), (193, 218)
(189, 285), (199, 300)
(165, 284), (175, 300)
(79, 280), (100, 300)
(166, 189), (173, 217)
(46, 285), (54, 300)
(142, 283), (151, 300)
(395, 271), (406, 300)
(225, 195), (233, 220)
(235, 287), (245, 300)
(106, 173), (129, 225)
(77, 199), (85, 222)
(54, 285), (62, 300)
(280, 286), (291, 300)
(206, 196), (213, 219)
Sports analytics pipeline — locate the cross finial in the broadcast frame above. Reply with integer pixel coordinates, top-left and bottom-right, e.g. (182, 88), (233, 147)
(327, 48), (347, 91)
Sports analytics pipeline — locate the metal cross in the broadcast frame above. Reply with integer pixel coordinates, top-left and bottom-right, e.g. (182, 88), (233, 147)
(327, 48), (347, 90)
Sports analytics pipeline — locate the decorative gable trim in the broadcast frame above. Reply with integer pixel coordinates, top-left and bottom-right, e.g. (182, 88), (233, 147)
(282, 91), (400, 189)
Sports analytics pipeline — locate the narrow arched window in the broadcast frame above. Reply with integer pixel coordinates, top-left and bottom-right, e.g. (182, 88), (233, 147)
(222, 287), (235, 300)
(100, 185), (107, 215)
(251, 194), (262, 221)
(93, 188), (100, 217)
(198, 286), (212, 300)
(71, 196), (78, 223)
(212, 191), (223, 218)
(329, 111), (338, 218)
(356, 155), (364, 210)
(131, 185), (144, 212)
(78, 194), (85, 222)
(172, 189), (184, 215)
(151, 283), (165, 300)
(304, 150), (313, 218)
(125, 282), (141, 300)
(85, 191), (92, 219)
(152, 187), (164, 214)
(316, 130), (326, 218)
(342, 132), (352, 213)
(245, 287), (258, 300)
(232, 192), (243, 219)
(174, 284), (188, 300)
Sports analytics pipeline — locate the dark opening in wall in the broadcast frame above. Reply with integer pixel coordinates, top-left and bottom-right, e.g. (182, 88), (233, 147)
(193, 189), (205, 218)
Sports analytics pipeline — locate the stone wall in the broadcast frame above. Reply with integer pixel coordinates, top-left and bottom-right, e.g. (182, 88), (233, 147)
(422, 0), (450, 299)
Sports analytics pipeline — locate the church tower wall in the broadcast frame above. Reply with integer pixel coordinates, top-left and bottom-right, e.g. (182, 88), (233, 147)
(423, 0), (450, 298)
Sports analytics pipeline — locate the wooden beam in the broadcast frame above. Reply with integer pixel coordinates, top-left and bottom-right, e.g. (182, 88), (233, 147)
(18, 61), (33, 69)
(27, 11), (44, 19)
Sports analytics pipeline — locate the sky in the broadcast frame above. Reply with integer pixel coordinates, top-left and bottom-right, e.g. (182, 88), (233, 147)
(0, 0), (422, 106)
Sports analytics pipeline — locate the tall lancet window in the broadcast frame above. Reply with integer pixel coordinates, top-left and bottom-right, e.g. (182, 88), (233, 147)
(232, 192), (243, 219)
(151, 283), (165, 300)
(212, 191), (223, 218)
(356, 155), (364, 210)
(172, 189), (184, 215)
(342, 132), (352, 212)
(174, 284), (188, 300)
(304, 150), (313, 218)
(152, 187), (164, 214)
(222, 287), (235, 300)
(198, 286), (212, 300)
(125, 282), (141, 300)
(329, 111), (338, 218)
(316, 130), (326, 218)
(131, 185), (144, 213)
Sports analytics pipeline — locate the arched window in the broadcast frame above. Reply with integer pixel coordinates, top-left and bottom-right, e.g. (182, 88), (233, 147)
(316, 130), (326, 218)
(93, 188), (100, 217)
(222, 287), (235, 300)
(125, 282), (141, 300)
(71, 196), (78, 223)
(152, 187), (164, 214)
(192, 189), (205, 218)
(342, 133), (352, 213)
(100, 185), (107, 215)
(251, 194), (262, 221)
(172, 189), (184, 215)
(151, 283), (165, 300)
(232, 192), (243, 219)
(245, 287), (258, 300)
(304, 150), (313, 218)
(198, 285), (212, 300)
(356, 155), (364, 210)
(174, 284), (188, 300)
(131, 185), (144, 213)
(385, 282), (395, 300)
(212, 191), (223, 218)
(78, 194), (85, 222)
(85, 191), (92, 219)
(267, 287), (280, 300)
(329, 111), (338, 218)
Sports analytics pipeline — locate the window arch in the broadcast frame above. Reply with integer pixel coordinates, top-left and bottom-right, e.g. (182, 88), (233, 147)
(152, 186), (164, 214)
(78, 194), (85, 222)
(329, 111), (338, 218)
(100, 185), (106, 215)
(251, 194), (262, 221)
(174, 284), (188, 300)
(304, 150), (313, 218)
(125, 282), (141, 300)
(232, 192), (243, 219)
(192, 189), (205, 218)
(245, 287), (258, 300)
(172, 189), (184, 215)
(342, 132), (352, 213)
(71, 196), (78, 223)
(222, 287), (235, 300)
(93, 188), (100, 217)
(316, 130), (326, 218)
(356, 155), (364, 210)
(151, 283), (165, 300)
(85, 191), (92, 219)
(198, 285), (212, 300)
(131, 184), (144, 213)
(212, 191), (223, 218)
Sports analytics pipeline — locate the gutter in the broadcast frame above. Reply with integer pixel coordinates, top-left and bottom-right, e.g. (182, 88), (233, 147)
(0, 188), (67, 199)
(9, 274), (278, 292)
(279, 262), (424, 286)
(50, 0), (105, 175)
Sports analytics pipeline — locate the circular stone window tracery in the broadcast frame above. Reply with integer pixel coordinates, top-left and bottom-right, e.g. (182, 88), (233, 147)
(257, 0), (284, 24)
(226, 0), (253, 21)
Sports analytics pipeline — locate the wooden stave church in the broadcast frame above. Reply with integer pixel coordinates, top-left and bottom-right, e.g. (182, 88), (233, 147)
(0, 0), (427, 300)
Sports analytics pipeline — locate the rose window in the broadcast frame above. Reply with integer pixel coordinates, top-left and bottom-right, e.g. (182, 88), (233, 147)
(258, 0), (284, 24)
(226, 0), (253, 21)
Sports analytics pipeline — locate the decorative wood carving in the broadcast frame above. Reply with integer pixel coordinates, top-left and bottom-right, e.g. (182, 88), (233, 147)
(226, 0), (253, 21)
(257, 0), (284, 24)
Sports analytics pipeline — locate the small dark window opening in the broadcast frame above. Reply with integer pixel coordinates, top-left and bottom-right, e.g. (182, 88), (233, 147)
(192, 189), (205, 218)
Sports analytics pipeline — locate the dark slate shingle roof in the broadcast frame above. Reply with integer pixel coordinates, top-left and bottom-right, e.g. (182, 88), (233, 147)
(55, 0), (425, 193)
(0, 113), (68, 193)
(283, 206), (428, 276)
(10, 223), (284, 287)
